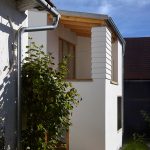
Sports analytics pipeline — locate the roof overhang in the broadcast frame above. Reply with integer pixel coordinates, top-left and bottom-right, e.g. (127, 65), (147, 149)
(17, 0), (55, 12)
(48, 10), (125, 47)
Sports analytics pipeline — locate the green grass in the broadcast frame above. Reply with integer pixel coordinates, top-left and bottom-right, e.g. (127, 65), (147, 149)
(122, 141), (149, 150)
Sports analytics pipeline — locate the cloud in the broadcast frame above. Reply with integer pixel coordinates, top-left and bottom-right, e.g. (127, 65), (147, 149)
(98, 2), (112, 14)
(116, 0), (150, 7)
(53, 0), (150, 37)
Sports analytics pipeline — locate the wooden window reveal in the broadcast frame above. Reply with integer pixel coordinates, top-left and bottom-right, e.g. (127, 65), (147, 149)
(117, 96), (122, 130)
(111, 40), (118, 83)
(59, 38), (75, 79)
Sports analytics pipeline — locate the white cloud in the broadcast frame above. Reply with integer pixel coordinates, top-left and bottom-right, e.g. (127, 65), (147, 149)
(98, 2), (112, 14)
(116, 0), (150, 6)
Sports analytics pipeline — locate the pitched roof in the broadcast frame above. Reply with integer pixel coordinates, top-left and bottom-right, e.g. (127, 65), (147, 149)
(124, 37), (150, 80)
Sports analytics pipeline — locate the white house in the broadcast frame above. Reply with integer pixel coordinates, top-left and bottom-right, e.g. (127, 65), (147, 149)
(28, 10), (125, 150)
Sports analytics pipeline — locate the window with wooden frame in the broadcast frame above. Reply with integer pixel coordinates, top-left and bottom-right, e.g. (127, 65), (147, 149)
(117, 96), (122, 130)
(111, 39), (118, 84)
(59, 38), (75, 79)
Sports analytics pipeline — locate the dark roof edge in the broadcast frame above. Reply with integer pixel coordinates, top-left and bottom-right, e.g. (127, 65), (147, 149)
(107, 17), (126, 55)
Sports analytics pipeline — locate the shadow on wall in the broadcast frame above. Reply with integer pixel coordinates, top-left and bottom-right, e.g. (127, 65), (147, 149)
(0, 0), (27, 149)
(0, 22), (18, 150)
(0, 0), (26, 26)
(0, 69), (17, 150)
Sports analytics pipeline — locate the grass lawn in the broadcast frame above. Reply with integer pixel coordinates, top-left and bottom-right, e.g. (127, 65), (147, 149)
(122, 141), (149, 150)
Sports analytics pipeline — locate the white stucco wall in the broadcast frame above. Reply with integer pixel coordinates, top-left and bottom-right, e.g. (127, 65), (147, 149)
(70, 80), (105, 150)
(91, 27), (123, 150)
(0, 0), (28, 149)
(76, 36), (91, 79)
(70, 27), (123, 150)
(47, 23), (77, 66)
(47, 21), (91, 78)
(105, 40), (123, 150)
(28, 11), (92, 78)
(28, 11), (48, 53)
(27, 12), (123, 150)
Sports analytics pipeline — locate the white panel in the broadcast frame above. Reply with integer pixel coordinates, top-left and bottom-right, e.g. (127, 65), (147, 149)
(106, 73), (111, 80)
(76, 36), (91, 79)
(28, 11), (48, 53)
(92, 57), (106, 63)
(92, 73), (106, 79)
(106, 47), (112, 56)
(92, 52), (106, 58)
(106, 63), (112, 70)
(106, 28), (111, 37)
(70, 80), (106, 150)
(92, 46), (106, 53)
(106, 53), (112, 61)
(106, 58), (112, 66)
(0, 31), (9, 78)
(105, 40), (123, 150)
(106, 42), (111, 51)
(106, 68), (111, 75)
(92, 62), (106, 68)
(92, 67), (106, 74)
(91, 35), (107, 43)
(106, 38), (111, 47)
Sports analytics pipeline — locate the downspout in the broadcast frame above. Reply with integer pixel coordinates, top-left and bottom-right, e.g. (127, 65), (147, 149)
(17, 0), (60, 149)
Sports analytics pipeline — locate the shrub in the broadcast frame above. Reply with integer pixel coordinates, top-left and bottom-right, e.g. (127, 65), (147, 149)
(21, 42), (80, 150)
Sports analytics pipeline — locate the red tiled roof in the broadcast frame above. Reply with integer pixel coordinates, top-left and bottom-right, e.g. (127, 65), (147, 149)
(124, 37), (150, 80)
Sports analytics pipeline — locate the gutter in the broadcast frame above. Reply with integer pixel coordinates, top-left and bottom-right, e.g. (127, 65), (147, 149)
(17, 0), (60, 149)
(107, 17), (126, 55)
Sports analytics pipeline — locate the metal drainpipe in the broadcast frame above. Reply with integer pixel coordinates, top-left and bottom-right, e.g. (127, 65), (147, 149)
(17, 1), (60, 149)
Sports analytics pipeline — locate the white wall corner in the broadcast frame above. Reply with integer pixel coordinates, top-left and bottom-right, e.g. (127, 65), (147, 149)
(91, 26), (112, 80)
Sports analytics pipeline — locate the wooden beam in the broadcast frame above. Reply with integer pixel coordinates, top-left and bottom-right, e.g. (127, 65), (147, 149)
(76, 32), (91, 37)
(71, 28), (91, 33)
(63, 24), (91, 31)
(70, 29), (91, 37)
(61, 15), (105, 24)
(60, 20), (101, 27)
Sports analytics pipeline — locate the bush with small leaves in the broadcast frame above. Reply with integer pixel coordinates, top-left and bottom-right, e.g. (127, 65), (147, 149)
(21, 42), (80, 150)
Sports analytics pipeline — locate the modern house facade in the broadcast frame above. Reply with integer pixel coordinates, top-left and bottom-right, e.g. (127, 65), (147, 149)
(124, 37), (150, 139)
(28, 10), (125, 150)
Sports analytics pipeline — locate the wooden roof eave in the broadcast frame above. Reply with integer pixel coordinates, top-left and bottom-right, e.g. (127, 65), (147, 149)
(48, 13), (106, 37)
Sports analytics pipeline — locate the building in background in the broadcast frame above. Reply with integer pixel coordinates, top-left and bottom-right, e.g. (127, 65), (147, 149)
(124, 37), (150, 140)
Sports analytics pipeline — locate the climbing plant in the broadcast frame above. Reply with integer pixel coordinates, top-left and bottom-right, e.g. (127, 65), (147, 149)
(21, 42), (80, 150)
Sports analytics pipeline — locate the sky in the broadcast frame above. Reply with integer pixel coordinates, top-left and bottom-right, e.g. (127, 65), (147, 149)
(53, 0), (150, 38)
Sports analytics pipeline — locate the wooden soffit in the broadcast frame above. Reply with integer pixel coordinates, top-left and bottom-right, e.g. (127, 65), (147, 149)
(48, 12), (107, 37)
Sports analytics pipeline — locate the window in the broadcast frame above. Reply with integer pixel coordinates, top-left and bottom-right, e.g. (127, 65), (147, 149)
(117, 96), (122, 130)
(59, 38), (75, 79)
(111, 40), (118, 83)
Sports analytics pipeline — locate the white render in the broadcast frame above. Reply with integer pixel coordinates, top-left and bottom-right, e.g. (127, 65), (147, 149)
(28, 11), (123, 150)
(0, 0), (28, 149)
(70, 27), (123, 150)
(28, 11), (48, 53)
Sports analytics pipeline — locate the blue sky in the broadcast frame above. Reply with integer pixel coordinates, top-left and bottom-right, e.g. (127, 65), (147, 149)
(53, 0), (150, 38)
